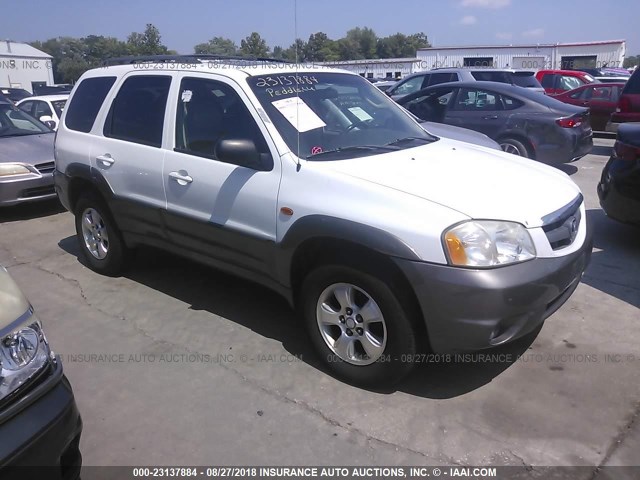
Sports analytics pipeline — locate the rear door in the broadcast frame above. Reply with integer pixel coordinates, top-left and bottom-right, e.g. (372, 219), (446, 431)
(88, 73), (172, 239)
(444, 86), (508, 139)
(161, 73), (281, 277)
(588, 85), (618, 131)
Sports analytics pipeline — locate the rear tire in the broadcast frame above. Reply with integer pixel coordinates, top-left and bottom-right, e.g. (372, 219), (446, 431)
(74, 193), (129, 276)
(499, 138), (530, 158)
(300, 264), (417, 387)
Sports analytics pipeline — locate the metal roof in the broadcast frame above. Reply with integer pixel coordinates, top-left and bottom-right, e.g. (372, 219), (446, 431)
(418, 40), (626, 51)
(318, 58), (420, 65)
(0, 41), (52, 58)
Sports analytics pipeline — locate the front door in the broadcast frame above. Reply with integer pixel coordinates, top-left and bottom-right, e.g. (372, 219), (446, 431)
(445, 87), (507, 139)
(161, 74), (281, 277)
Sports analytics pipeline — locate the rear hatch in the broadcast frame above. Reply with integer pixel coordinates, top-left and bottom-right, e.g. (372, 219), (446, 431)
(611, 69), (640, 123)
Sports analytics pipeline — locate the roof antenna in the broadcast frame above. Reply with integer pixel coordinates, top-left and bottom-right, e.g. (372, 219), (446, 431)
(294, 0), (302, 172)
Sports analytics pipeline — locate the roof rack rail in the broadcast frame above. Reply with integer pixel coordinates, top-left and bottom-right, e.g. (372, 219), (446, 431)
(103, 54), (294, 66)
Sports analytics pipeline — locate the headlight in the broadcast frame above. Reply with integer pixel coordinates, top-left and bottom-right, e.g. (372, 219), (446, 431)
(0, 163), (31, 177)
(443, 220), (536, 267)
(0, 317), (52, 402)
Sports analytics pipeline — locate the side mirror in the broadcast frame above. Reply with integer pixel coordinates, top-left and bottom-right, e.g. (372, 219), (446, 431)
(39, 115), (57, 130)
(215, 139), (269, 171)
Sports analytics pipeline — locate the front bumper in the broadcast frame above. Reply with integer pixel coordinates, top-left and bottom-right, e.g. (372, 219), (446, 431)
(0, 357), (82, 480)
(0, 172), (56, 206)
(598, 156), (640, 225)
(394, 227), (593, 353)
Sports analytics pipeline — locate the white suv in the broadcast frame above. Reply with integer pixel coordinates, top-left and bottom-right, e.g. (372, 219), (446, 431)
(54, 56), (593, 386)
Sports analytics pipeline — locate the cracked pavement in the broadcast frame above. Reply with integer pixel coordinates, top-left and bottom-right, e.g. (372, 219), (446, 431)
(0, 137), (638, 475)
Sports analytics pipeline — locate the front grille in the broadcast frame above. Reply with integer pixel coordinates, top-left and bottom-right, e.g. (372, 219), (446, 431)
(34, 161), (55, 174)
(542, 195), (583, 250)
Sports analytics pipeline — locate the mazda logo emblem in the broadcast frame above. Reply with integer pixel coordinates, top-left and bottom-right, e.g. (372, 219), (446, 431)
(570, 217), (578, 233)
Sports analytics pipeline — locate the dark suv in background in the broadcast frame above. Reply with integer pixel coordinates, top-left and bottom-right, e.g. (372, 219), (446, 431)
(607, 68), (640, 133)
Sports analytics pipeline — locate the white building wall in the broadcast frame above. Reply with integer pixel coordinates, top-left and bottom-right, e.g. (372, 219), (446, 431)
(416, 42), (625, 71)
(320, 60), (418, 78)
(0, 56), (54, 92)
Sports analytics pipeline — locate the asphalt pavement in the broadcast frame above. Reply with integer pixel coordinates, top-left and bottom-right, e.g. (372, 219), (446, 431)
(0, 137), (638, 476)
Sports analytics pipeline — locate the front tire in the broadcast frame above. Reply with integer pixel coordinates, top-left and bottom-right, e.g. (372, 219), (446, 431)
(300, 265), (417, 387)
(74, 193), (129, 276)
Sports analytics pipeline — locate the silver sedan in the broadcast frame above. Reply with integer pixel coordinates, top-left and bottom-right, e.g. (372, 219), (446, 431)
(0, 100), (56, 206)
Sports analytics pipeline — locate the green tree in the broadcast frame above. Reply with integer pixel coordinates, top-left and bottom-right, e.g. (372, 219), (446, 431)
(304, 32), (338, 62)
(240, 32), (269, 57)
(623, 55), (639, 69)
(282, 38), (308, 62)
(194, 37), (238, 56)
(127, 24), (168, 55)
(272, 45), (285, 59)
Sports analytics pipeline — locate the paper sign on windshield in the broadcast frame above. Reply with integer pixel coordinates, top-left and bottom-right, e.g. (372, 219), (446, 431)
(348, 107), (373, 122)
(271, 97), (326, 133)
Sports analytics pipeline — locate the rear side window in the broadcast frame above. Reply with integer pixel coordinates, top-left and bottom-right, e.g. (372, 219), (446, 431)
(429, 73), (456, 86)
(622, 70), (640, 94)
(470, 71), (513, 84)
(65, 77), (116, 133)
(559, 76), (582, 91)
(104, 75), (171, 147)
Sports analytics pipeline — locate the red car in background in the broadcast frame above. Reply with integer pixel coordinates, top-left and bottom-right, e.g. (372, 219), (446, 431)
(536, 70), (599, 95)
(553, 83), (624, 131)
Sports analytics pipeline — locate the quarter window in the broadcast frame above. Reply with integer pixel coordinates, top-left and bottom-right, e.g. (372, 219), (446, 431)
(104, 75), (171, 147)
(65, 77), (116, 133)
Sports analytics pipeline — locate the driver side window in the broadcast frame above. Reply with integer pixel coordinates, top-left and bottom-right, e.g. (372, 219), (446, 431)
(175, 77), (268, 160)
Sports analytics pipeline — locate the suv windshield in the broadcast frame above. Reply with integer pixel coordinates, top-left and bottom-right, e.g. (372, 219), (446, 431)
(0, 103), (52, 137)
(248, 72), (434, 160)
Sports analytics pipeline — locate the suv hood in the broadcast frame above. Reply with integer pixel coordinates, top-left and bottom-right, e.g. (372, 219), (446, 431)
(0, 266), (30, 330)
(315, 139), (580, 228)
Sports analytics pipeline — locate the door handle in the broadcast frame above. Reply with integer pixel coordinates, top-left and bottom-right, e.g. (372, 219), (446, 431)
(483, 115), (499, 120)
(96, 154), (115, 166)
(169, 171), (193, 185)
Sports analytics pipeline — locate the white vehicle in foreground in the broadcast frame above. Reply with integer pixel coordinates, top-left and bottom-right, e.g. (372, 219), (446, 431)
(16, 94), (69, 130)
(54, 56), (592, 386)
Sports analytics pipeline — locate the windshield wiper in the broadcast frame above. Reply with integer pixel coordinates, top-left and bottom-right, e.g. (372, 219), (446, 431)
(384, 136), (437, 147)
(306, 145), (399, 159)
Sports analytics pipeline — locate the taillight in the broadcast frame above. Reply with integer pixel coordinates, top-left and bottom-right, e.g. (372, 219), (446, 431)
(613, 140), (640, 161)
(616, 96), (632, 113)
(556, 117), (582, 128)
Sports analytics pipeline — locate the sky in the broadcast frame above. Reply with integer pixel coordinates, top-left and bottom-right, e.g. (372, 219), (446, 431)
(2, 0), (639, 55)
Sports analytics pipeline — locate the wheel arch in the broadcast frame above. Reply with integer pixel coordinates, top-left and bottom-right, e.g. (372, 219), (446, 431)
(496, 133), (536, 159)
(279, 216), (428, 344)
